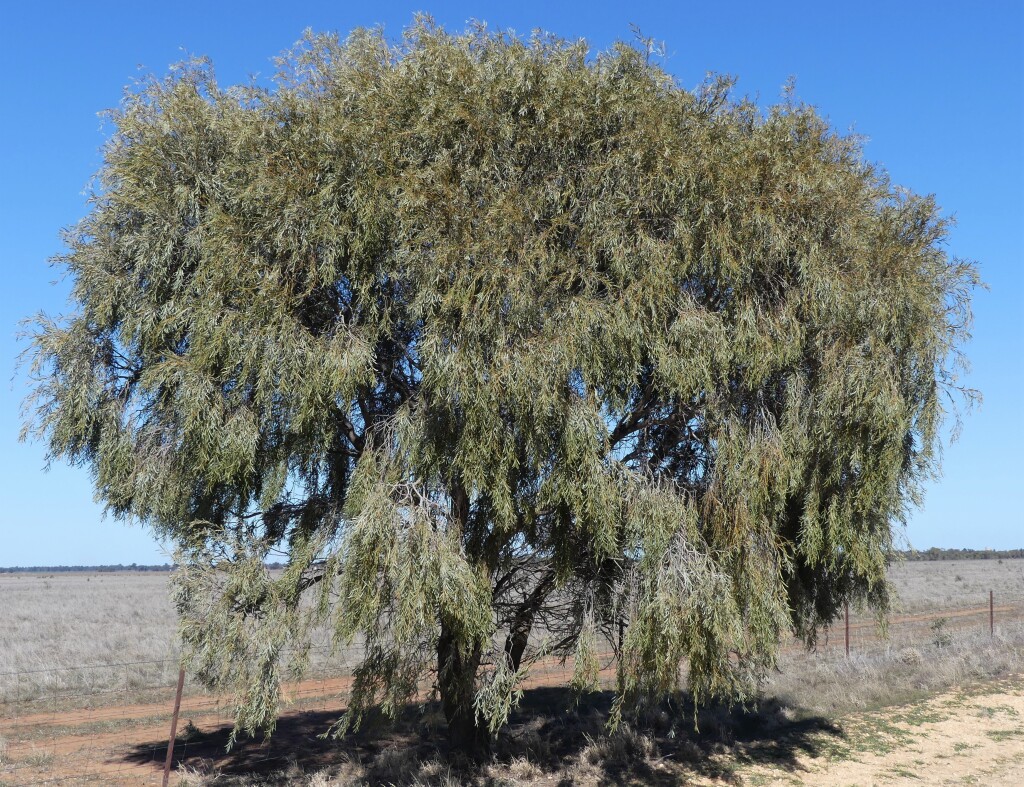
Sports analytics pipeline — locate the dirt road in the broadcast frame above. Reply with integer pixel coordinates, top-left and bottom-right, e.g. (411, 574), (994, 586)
(1, 674), (358, 785)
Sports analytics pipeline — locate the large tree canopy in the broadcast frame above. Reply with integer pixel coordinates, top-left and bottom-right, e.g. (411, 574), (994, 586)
(26, 19), (978, 753)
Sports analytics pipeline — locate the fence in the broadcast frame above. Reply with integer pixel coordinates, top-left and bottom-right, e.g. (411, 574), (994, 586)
(0, 644), (365, 786)
(1, 595), (1020, 786)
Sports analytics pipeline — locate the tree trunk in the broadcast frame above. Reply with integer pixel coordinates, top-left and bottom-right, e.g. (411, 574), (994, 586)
(503, 570), (555, 672)
(437, 622), (490, 758)
(504, 616), (532, 673)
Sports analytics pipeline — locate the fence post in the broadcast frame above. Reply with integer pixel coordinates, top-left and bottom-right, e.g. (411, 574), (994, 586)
(845, 602), (850, 656)
(162, 667), (186, 787)
(990, 590), (994, 637)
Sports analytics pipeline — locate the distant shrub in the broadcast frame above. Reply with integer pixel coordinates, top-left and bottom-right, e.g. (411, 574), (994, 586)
(931, 617), (952, 649)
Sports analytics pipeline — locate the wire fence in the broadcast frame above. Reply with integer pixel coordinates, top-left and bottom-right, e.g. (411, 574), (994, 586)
(1, 594), (1020, 785)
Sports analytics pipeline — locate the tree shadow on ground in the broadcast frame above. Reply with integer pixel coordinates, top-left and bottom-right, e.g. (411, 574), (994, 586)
(126, 688), (842, 785)
(496, 688), (842, 786)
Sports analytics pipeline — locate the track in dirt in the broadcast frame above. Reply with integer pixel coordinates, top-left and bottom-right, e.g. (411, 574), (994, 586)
(1, 662), (611, 785)
(1, 673), (364, 785)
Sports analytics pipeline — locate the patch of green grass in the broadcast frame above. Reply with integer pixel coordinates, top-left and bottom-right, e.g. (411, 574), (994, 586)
(985, 727), (1024, 742)
(971, 701), (1021, 722)
(12, 712), (174, 742)
(890, 767), (920, 780)
(953, 741), (979, 754)
(845, 715), (915, 756)
(809, 734), (853, 763)
(896, 705), (946, 727)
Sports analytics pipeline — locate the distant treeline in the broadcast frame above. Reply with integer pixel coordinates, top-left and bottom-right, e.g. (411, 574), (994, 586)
(0, 562), (288, 573)
(4, 551), (1019, 573)
(0, 563), (175, 573)
(902, 548), (1024, 561)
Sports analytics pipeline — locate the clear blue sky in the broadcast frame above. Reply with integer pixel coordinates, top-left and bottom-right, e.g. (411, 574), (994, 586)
(1, 1), (1021, 566)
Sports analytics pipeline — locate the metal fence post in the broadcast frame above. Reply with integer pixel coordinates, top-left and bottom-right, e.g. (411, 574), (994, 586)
(845, 602), (850, 656)
(162, 667), (186, 787)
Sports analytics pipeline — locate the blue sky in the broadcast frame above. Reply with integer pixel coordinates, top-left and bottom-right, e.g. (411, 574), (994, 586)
(1, 1), (1021, 565)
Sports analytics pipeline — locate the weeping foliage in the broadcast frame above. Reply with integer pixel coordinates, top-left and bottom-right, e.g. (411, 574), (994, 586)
(24, 17), (978, 750)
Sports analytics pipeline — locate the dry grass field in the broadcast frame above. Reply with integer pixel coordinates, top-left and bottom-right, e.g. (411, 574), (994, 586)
(888, 558), (1024, 613)
(0, 572), (178, 705)
(1, 559), (1023, 785)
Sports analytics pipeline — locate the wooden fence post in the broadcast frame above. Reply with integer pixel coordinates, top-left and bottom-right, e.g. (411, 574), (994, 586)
(162, 667), (186, 787)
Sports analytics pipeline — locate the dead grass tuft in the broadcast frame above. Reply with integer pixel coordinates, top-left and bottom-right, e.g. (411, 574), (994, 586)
(581, 725), (658, 766)
(175, 758), (220, 786)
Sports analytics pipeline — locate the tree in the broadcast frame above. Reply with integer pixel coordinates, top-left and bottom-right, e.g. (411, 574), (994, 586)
(25, 19), (978, 755)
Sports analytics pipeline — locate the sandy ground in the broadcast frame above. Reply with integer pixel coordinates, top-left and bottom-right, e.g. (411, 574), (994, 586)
(733, 677), (1024, 786)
